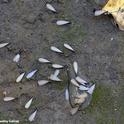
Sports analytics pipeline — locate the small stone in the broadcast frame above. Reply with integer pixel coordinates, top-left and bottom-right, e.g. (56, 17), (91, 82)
(110, 37), (114, 41)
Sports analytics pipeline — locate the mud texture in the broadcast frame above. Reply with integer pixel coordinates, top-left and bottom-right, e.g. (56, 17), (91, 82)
(0, 0), (124, 124)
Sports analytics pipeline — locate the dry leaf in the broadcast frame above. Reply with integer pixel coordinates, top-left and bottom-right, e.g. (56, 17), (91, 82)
(102, 0), (124, 30)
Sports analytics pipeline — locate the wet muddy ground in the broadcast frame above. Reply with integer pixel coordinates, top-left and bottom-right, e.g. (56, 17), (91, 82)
(0, 0), (124, 124)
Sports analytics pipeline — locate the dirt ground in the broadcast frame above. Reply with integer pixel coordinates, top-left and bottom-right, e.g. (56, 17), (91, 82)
(0, 0), (124, 124)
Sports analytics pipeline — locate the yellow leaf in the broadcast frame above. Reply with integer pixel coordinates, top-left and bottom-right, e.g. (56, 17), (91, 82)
(103, 0), (124, 12)
(102, 0), (124, 31)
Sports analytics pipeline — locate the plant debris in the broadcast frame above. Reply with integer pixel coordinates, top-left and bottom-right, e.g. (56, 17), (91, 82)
(65, 88), (69, 101)
(13, 53), (20, 63)
(52, 64), (64, 69)
(73, 61), (78, 75)
(50, 46), (63, 53)
(94, 0), (124, 30)
(38, 80), (49, 86)
(28, 110), (37, 122)
(38, 58), (51, 63)
(56, 20), (70, 26)
(25, 98), (33, 109)
(3, 96), (15, 101)
(76, 76), (87, 85)
(0, 43), (9, 48)
(64, 43), (75, 52)
(0, 1), (97, 121)
(16, 72), (25, 83)
(46, 3), (57, 13)
(26, 70), (37, 79)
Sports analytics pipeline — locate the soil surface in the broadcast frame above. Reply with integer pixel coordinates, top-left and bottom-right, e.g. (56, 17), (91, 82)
(0, 0), (124, 124)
